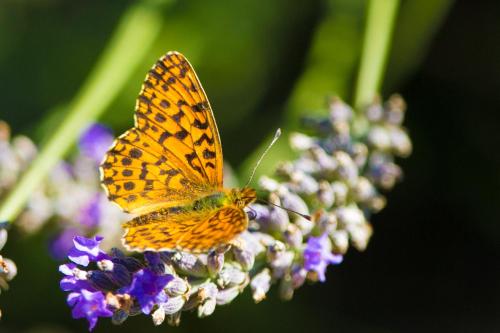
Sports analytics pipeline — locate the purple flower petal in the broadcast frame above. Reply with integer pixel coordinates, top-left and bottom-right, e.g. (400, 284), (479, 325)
(78, 194), (103, 228)
(78, 123), (114, 164)
(59, 263), (77, 276)
(70, 289), (112, 331)
(49, 228), (80, 261)
(67, 292), (80, 306)
(303, 233), (342, 282)
(126, 269), (173, 315)
(68, 236), (108, 267)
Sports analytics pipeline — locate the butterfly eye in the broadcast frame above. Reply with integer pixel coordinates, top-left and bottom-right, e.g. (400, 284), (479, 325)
(246, 209), (257, 220)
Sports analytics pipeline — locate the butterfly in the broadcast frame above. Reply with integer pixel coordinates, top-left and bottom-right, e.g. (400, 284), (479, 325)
(100, 51), (257, 253)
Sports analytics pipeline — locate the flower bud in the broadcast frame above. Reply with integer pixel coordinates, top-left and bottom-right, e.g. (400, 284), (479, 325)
(291, 265), (307, 289)
(351, 142), (368, 168)
(334, 151), (358, 186)
(317, 180), (335, 208)
(207, 250), (224, 277)
(275, 161), (295, 178)
(165, 276), (189, 297)
(0, 258), (16, 281)
(198, 282), (218, 301)
(0, 229), (7, 251)
(216, 286), (241, 305)
(97, 259), (114, 271)
(232, 247), (255, 271)
(197, 282), (218, 317)
(152, 307), (165, 326)
(279, 190), (309, 218)
(310, 147), (337, 174)
(290, 170), (319, 194)
(368, 153), (402, 189)
(250, 269), (271, 303)
(283, 224), (303, 249)
(269, 251), (294, 279)
(294, 156), (320, 174)
(329, 97), (353, 123)
(217, 265), (247, 288)
(347, 223), (373, 251)
(279, 274), (294, 301)
(266, 240), (286, 261)
(258, 176), (281, 192)
(236, 231), (267, 256)
(385, 94), (406, 125)
(198, 298), (216, 318)
(12, 136), (37, 164)
(367, 195), (387, 212)
(365, 101), (384, 122)
(336, 205), (366, 227)
(353, 177), (377, 203)
(316, 211), (337, 235)
(163, 252), (208, 277)
(290, 132), (316, 151)
(330, 230), (349, 254)
(331, 181), (348, 206)
(367, 125), (391, 151)
(389, 126), (412, 157)
(267, 195), (289, 233)
(161, 296), (185, 314)
(250, 204), (271, 230)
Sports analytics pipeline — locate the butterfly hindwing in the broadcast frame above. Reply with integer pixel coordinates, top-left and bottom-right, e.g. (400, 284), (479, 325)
(176, 206), (248, 252)
(122, 206), (248, 253)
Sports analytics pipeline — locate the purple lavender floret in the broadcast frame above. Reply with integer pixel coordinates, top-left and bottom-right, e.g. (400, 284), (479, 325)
(68, 236), (109, 266)
(78, 194), (103, 228)
(49, 227), (79, 260)
(303, 233), (343, 282)
(69, 289), (113, 331)
(78, 123), (114, 164)
(126, 268), (172, 314)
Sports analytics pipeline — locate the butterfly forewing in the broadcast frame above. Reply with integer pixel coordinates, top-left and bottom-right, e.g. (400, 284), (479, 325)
(100, 52), (223, 215)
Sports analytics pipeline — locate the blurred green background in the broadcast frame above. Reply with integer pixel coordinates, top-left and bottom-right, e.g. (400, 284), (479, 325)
(1, 0), (499, 332)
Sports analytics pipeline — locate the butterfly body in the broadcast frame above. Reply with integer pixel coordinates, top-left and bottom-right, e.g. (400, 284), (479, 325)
(100, 51), (256, 253)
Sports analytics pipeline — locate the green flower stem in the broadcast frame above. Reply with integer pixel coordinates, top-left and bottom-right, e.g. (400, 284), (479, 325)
(353, 0), (400, 109)
(0, 2), (166, 223)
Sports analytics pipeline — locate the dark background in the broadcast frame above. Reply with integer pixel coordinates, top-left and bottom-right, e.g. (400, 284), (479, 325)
(0, 0), (499, 332)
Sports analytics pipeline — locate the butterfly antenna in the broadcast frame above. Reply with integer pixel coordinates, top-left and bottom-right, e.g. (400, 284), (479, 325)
(257, 198), (311, 221)
(245, 128), (282, 188)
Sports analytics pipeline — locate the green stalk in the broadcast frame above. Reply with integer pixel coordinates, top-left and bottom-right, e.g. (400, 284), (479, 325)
(0, 2), (166, 223)
(353, 0), (400, 109)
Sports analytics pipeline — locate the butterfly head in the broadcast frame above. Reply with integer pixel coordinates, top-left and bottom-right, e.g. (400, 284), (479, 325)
(229, 187), (257, 208)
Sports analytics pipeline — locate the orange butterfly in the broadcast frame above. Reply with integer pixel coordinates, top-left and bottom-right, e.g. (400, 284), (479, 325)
(100, 51), (256, 253)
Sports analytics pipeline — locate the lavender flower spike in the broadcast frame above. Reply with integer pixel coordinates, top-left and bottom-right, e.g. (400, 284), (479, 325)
(57, 95), (411, 329)
(303, 233), (343, 282)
